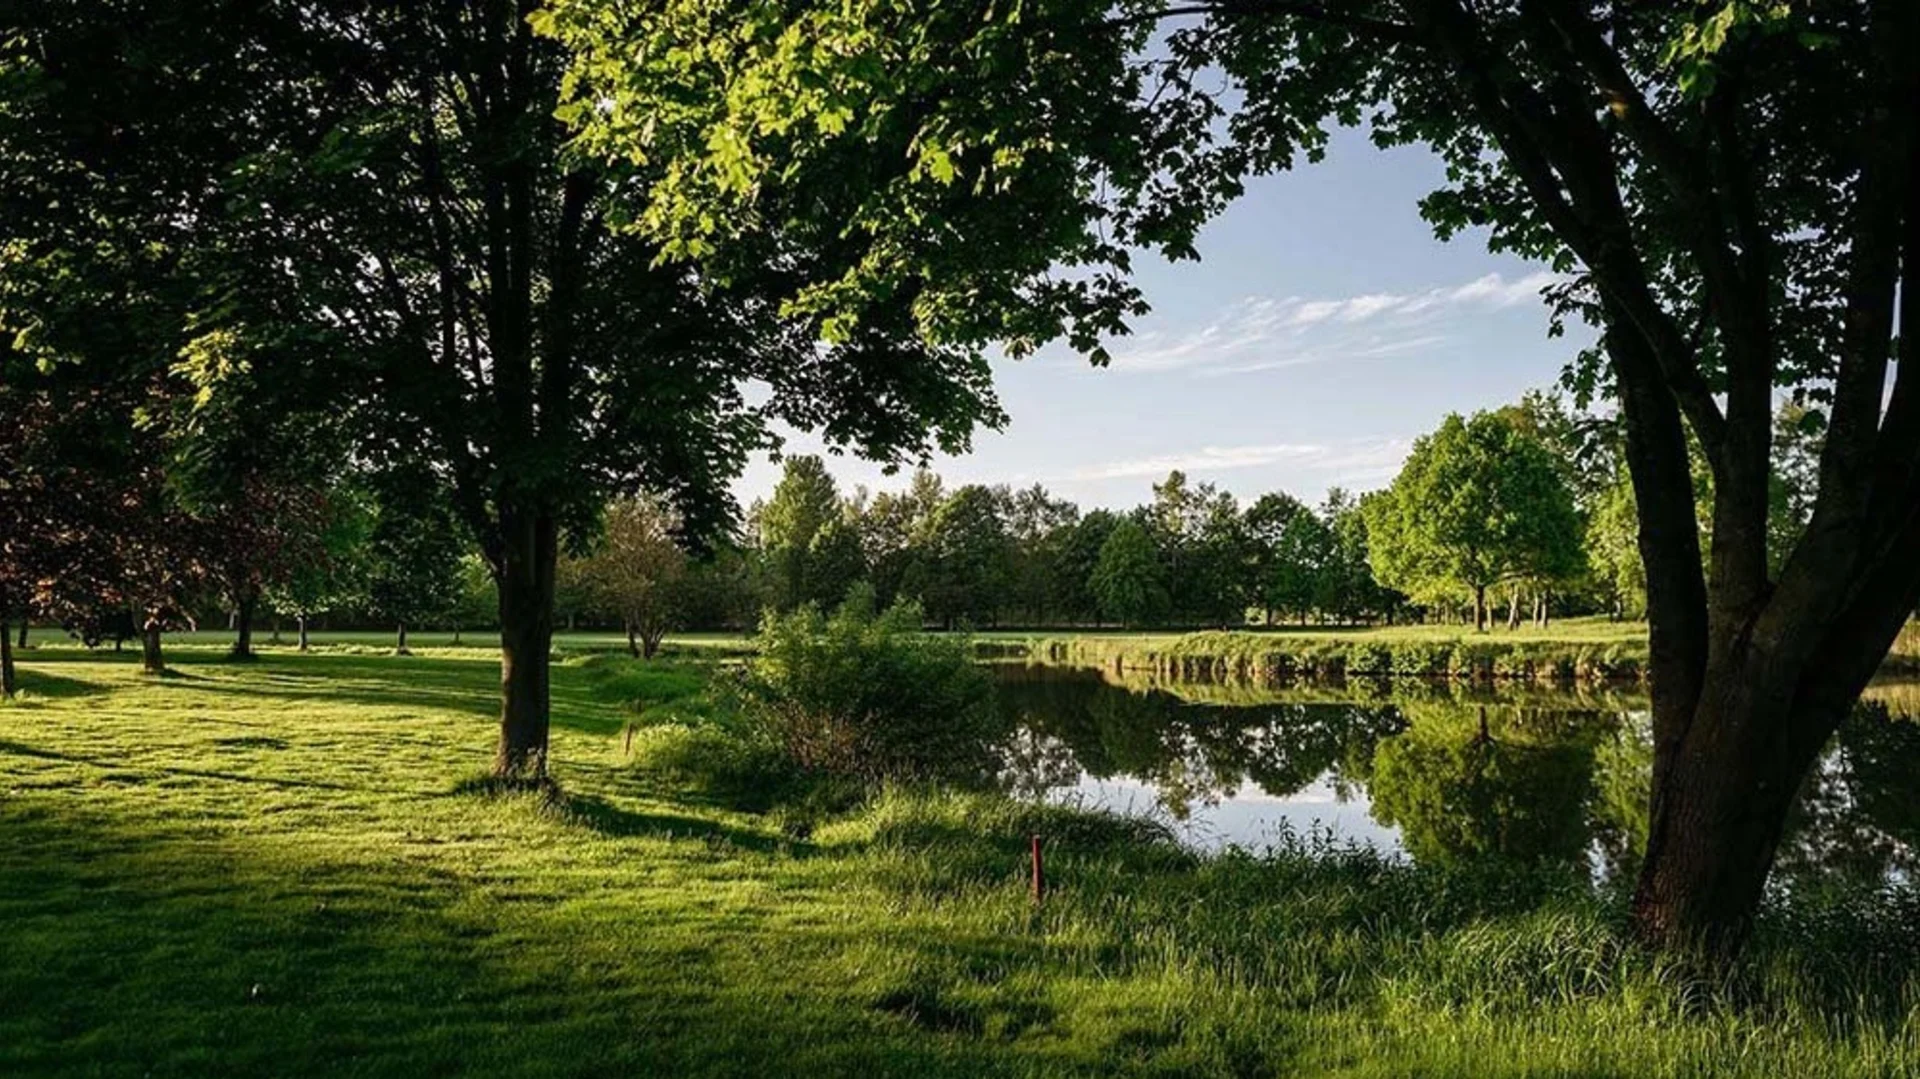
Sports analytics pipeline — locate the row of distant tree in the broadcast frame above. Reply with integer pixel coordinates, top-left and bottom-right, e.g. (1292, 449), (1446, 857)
(2, 385), (1825, 668)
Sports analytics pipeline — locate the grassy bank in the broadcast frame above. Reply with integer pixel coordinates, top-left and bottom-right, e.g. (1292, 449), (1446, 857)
(3, 650), (1916, 1076)
(1029, 617), (1657, 686)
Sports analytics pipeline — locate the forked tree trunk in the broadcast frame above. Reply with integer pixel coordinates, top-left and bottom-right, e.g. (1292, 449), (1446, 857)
(1506, 588), (1521, 631)
(625, 620), (640, 658)
(494, 507), (558, 779)
(230, 590), (258, 661)
(140, 617), (165, 675)
(641, 628), (664, 660)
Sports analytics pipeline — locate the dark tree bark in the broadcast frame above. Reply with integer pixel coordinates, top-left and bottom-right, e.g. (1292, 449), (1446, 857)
(625, 620), (640, 658)
(140, 616), (165, 675)
(15, 620), (26, 649)
(1390, 0), (1920, 954)
(494, 506), (557, 778)
(641, 628), (664, 660)
(1, 608), (16, 699)
(395, 622), (409, 655)
(1472, 585), (1487, 633)
(229, 589), (258, 661)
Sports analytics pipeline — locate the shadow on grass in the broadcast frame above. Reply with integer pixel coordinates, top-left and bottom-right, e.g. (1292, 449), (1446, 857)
(3, 666), (112, 700)
(157, 652), (633, 737)
(0, 792), (1051, 1078)
(447, 772), (807, 856)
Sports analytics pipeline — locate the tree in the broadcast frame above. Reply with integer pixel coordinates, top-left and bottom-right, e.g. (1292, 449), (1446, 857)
(365, 473), (466, 656)
(584, 496), (689, 659)
(1052, 510), (1123, 625)
(1004, 484), (1080, 624)
(263, 486), (375, 651)
(448, 555), (501, 646)
(536, 0), (1920, 952)
(760, 457), (848, 611)
(1091, 519), (1168, 628)
(5, 1), (1012, 780)
(858, 470), (945, 609)
(917, 485), (1015, 628)
(1368, 412), (1583, 632)
(1245, 492), (1333, 625)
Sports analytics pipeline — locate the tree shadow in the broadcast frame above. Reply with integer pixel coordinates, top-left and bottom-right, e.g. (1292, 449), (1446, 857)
(0, 788), (1059, 1077)
(3, 665), (112, 700)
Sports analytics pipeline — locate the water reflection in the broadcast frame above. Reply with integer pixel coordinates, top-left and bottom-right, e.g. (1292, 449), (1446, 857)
(994, 664), (1920, 887)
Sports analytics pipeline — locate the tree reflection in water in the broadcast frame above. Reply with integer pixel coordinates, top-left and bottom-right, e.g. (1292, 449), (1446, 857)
(992, 665), (1920, 887)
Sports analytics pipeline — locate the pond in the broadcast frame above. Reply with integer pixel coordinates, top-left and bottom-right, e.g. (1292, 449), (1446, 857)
(994, 664), (1920, 889)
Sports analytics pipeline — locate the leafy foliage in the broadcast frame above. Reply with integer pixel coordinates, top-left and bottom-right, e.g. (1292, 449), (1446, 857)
(741, 590), (1001, 783)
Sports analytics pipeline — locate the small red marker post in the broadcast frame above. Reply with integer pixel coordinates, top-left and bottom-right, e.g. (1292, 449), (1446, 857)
(1030, 834), (1045, 904)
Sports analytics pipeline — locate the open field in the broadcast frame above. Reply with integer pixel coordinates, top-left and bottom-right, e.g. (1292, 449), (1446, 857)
(3, 649), (1917, 1077)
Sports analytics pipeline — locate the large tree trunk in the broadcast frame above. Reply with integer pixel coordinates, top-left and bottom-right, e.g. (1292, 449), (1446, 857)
(297, 615), (310, 652)
(1630, 682), (1834, 954)
(229, 589), (258, 661)
(494, 506), (557, 779)
(1, 608), (16, 699)
(395, 622), (409, 655)
(140, 617), (165, 675)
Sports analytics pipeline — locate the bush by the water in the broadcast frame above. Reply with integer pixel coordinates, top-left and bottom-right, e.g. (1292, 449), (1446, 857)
(742, 591), (1003, 784)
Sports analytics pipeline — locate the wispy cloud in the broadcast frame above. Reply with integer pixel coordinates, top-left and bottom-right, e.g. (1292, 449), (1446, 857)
(1064, 437), (1410, 485)
(1108, 270), (1562, 375)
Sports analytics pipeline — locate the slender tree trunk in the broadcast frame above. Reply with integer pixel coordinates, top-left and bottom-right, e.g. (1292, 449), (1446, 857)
(1, 608), (17, 699)
(1506, 588), (1521, 631)
(452, 625), (463, 645)
(494, 506), (557, 779)
(1473, 586), (1487, 633)
(229, 589), (258, 661)
(270, 614), (282, 644)
(15, 619), (26, 650)
(625, 619), (639, 659)
(140, 617), (165, 675)
(297, 615), (310, 652)
(395, 622), (409, 655)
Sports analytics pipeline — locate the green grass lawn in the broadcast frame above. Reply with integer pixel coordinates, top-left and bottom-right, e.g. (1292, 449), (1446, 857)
(2, 650), (1915, 1077)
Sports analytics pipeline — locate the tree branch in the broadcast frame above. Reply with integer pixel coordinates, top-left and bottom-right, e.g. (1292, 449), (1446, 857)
(1107, 0), (1421, 45)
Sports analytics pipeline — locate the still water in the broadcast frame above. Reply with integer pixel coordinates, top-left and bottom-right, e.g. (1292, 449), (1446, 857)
(994, 664), (1920, 887)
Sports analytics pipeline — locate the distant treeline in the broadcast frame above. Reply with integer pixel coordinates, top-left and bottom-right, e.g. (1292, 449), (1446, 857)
(21, 389), (1831, 656)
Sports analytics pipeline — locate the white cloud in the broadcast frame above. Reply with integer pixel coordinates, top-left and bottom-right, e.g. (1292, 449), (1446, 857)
(1063, 437), (1411, 485)
(1105, 270), (1563, 375)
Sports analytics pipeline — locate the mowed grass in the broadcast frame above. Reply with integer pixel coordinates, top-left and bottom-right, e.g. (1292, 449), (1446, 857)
(2, 650), (1917, 1077)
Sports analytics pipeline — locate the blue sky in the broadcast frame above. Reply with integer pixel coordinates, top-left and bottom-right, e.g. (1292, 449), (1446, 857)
(733, 126), (1595, 511)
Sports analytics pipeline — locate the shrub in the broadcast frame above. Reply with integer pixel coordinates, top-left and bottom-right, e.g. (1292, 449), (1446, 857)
(742, 589), (1004, 784)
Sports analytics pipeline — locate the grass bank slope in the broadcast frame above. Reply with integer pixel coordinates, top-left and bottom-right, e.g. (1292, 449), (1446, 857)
(1, 652), (1915, 1077)
(1031, 617), (1656, 685)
